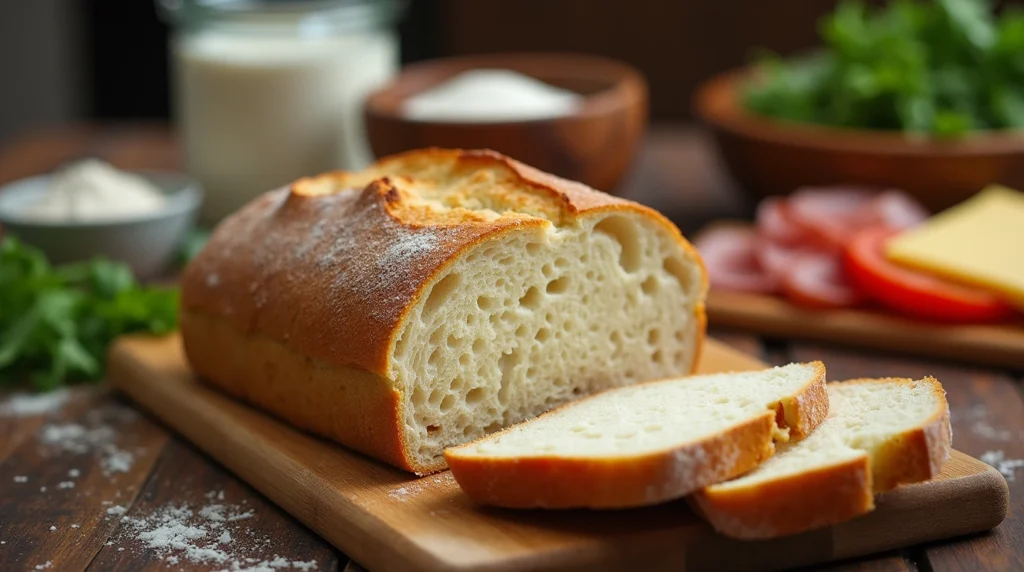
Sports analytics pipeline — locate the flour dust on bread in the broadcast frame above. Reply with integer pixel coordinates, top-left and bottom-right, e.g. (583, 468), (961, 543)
(180, 148), (707, 474)
(693, 377), (952, 539)
(445, 362), (829, 509)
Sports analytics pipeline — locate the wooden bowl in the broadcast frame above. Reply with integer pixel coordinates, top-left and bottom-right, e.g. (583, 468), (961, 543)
(364, 53), (648, 195)
(694, 69), (1024, 212)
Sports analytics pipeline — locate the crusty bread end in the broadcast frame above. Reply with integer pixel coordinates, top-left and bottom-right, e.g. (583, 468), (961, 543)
(693, 376), (951, 539)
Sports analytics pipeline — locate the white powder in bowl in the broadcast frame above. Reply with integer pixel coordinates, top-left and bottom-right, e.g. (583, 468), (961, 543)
(401, 69), (582, 123)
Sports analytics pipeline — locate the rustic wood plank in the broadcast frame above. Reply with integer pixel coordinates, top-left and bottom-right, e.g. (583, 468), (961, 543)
(702, 271), (1024, 370)
(706, 328), (764, 360)
(0, 389), (169, 572)
(788, 344), (1024, 572)
(105, 333), (1007, 572)
(87, 438), (343, 572)
(0, 388), (89, 464)
(792, 551), (917, 572)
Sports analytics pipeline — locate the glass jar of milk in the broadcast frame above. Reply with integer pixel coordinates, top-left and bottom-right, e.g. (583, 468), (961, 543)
(159, 0), (403, 224)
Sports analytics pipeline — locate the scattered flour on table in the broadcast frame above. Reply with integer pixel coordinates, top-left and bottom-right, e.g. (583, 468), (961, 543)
(981, 450), (1024, 481)
(107, 491), (318, 571)
(33, 562), (52, 570)
(0, 389), (71, 417)
(13, 476), (27, 483)
(953, 404), (1021, 442)
(37, 404), (140, 476)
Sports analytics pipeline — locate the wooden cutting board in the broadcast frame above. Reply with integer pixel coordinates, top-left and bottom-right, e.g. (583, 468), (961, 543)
(706, 290), (1024, 369)
(108, 334), (1010, 572)
(695, 222), (1024, 369)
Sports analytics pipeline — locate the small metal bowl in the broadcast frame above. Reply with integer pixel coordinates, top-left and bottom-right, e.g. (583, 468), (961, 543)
(0, 171), (203, 279)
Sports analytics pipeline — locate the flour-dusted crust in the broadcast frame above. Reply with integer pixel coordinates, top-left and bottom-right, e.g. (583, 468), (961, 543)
(181, 148), (708, 474)
(693, 377), (952, 540)
(443, 362), (828, 509)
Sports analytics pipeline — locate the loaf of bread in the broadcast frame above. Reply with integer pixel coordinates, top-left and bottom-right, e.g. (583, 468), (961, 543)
(180, 149), (707, 474)
(445, 362), (828, 508)
(693, 377), (951, 539)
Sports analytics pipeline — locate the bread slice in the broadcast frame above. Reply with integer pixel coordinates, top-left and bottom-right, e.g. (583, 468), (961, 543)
(693, 377), (951, 539)
(444, 362), (828, 509)
(181, 148), (708, 474)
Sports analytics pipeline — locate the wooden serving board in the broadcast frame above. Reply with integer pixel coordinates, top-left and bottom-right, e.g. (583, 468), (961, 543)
(696, 223), (1024, 369)
(706, 290), (1024, 369)
(108, 334), (1010, 572)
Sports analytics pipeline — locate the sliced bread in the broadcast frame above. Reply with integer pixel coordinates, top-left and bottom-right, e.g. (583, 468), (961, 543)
(692, 377), (951, 539)
(444, 362), (828, 509)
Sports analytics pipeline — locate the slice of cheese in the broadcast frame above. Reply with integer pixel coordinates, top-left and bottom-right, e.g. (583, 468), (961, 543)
(885, 185), (1024, 310)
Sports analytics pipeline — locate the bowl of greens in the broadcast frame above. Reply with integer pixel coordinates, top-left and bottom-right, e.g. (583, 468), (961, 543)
(693, 0), (1024, 212)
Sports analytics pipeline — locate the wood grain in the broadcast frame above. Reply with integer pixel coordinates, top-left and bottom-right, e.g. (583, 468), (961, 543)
(0, 390), (169, 572)
(704, 288), (1024, 370)
(106, 333), (1009, 572)
(87, 439), (343, 572)
(788, 344), (1024, 572)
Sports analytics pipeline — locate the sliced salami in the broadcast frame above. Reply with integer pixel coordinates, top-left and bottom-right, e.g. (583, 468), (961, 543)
(694, 226), (778, 294)
(780, 252), (863, 309)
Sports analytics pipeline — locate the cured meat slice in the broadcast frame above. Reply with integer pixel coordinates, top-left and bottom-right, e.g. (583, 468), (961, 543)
(756, 197), (808, 245)
(780, 252), (863, 309)
(694, 226), (778, 294)
(865, 190), (929, 231)
(787, 187), (876, 250)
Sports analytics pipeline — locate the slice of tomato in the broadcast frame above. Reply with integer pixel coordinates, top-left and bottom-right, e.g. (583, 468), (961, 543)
(843, 227), (1014, 322)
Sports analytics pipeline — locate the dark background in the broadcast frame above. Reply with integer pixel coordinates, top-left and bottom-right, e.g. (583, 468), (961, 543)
(3, 0), (1019, 142)
(81, 0), (842, 122)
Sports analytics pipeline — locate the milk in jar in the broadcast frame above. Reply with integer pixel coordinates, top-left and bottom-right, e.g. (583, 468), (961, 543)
(162, 0), (403, 223)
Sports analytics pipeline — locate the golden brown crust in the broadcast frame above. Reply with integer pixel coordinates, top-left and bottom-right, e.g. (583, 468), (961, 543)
(443, 363), (827, 509)
(180, 148), (707, 474)
(181, 147), (704, 379)
(860, 376), (952, 492)
(692, 376), (951, 540)
(692, 456), (874, 540)
(181, 310), (421, 472)
(446, 414), (776, 509)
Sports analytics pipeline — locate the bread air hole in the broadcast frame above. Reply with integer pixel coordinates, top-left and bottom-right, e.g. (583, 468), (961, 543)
(648, 328), (661, 345)
(519, 286), (542, 309)
(594, 216), (641, 273)
(497, 350), (520, 405)
(440, 394), (457, 413)
(466, 387), (486, 405)
(546, 276), (570, 294)
(424, 273), (462, 314)
(641, 275), (659, 296)
(663, 256), (694, 291)
(412, 387), (427, 406)
(429, 388), (444, 406)
(477, 296), (496, 311)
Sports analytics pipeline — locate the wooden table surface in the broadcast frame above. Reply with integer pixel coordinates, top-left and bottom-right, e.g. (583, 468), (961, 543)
(1, 125), (1021, 572)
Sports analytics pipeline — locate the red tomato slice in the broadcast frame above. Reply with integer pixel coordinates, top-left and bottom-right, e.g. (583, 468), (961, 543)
(780, 252), (863, 309)
(843, 227), (1014, 322)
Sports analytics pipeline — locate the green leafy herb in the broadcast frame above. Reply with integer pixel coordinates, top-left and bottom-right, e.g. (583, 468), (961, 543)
(743, 0), (1024, 137)
(0, 235), (179, 391)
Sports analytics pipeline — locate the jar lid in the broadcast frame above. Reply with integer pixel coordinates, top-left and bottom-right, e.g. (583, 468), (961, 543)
(158, 0), (406, 33)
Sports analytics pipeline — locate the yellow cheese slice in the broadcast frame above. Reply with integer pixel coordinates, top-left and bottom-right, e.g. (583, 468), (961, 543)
(885, 185), (1024, 310)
